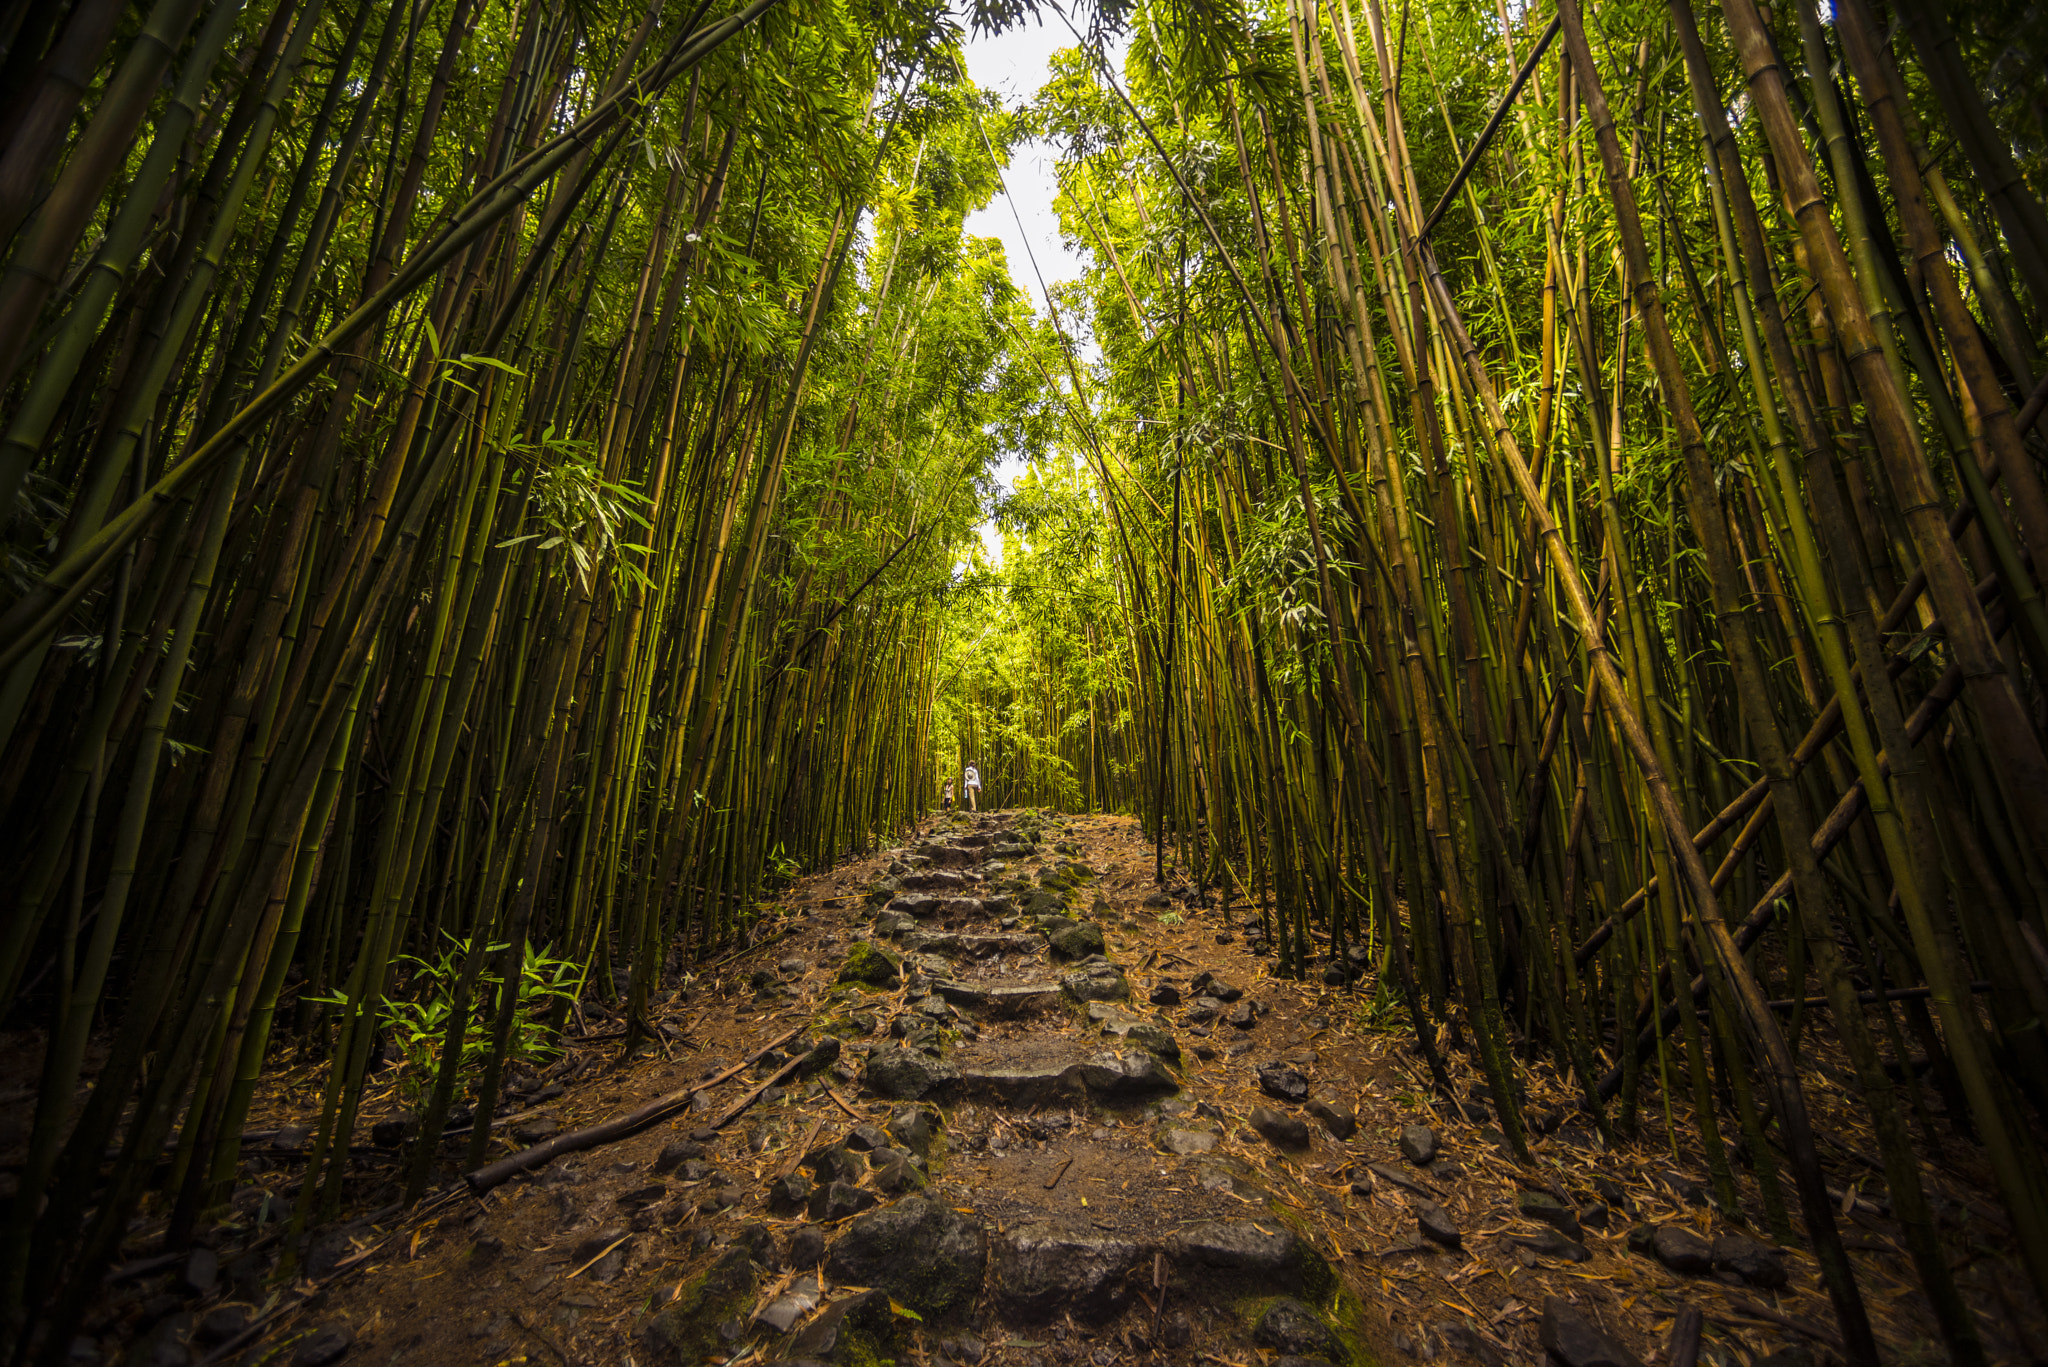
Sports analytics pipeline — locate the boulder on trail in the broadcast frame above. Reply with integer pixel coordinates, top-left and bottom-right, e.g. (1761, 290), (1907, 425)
(1098, 1015), (1181, 1062)
(1306, 1099), (1356, 1140)
(1711, 1233), (1788, 1289)
(991, 1222), (1147, 1321)
(1251, 1106), (1311, 1150)
(765, 1172), (813, 1215)
(888, 893), (981, 919)
(1166, 1220), (1319, 1294)
(1060, 963), (1129, 1003)
(898, 870), (970, 892)
(1156, 1125), (1219, 1156)
(1073, 1050), (1178, 1099)
(1517, 1190), (1583, 1240)
(1650, 1226), (1715, 1275)
(886, 1106), (936, 1156)
(1257, 1063), (1311, 1104)
(824, 1197), (987, 1318)
(641, 1227), (776, 1362)
(1510, 1227), (1591, 1263)
(805, 1145), (863, 1186)
(807, 1181), (879, 1223)
(1411, 1197), (1461, 1249)
(862, 1048), (958, 1099)
(1048, 923), (1107, 959)
(781, 1287), (890, 1362)
(836, 941), (901, 988)
(1149, 983), (1182, 1006)
(1398, 1123), (1439, 1165)
(1253, 1298), (1344, 1362)
(1539, 1297), (1644, 1367)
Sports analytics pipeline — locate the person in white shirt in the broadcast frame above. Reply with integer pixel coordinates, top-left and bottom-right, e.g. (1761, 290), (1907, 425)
(963, 764), (982, 812)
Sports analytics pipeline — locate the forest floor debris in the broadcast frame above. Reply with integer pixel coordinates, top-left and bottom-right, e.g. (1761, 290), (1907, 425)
(45, 810), (2047, 1366)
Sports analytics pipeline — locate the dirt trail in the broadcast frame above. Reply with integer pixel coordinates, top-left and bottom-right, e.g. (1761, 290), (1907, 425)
(106, 810), (2034, 1367)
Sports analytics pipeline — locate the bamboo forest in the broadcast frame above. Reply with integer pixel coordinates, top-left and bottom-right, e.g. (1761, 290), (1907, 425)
(4, 0), (2048, 1360)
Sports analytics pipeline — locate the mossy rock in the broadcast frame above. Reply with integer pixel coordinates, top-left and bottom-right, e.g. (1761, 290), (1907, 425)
(836, 941), (901, 988)
(639, 1226), (774, 1361)
(1049, 923), (1107, 960)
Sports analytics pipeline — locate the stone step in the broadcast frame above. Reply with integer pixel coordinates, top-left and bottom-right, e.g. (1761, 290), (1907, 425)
(884, 893), (984, 919)
(954, 1049), (1178, 1107)
(896, 870), (979, 893)
(988, 1217), (1324, 1323)
(931, 979), (1062, 1014)
(896, 931), (1041, 958)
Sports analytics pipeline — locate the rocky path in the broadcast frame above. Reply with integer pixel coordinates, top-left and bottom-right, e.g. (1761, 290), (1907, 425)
(136, 811), (2035, 1367)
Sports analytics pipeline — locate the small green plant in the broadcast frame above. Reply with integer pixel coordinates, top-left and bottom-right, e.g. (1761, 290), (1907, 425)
(1153, 910), (1183, 926)
(304, 936), (582, 1105)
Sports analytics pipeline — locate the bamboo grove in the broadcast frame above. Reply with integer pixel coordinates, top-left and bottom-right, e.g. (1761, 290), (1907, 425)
(0, 0), (1065, 1354)
(1002, 0), (2048, 1358)
(7, 0), (2048, 1357)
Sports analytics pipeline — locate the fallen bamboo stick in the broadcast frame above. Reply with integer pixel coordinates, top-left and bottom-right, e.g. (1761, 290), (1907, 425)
(464, 1026), (804, 1192)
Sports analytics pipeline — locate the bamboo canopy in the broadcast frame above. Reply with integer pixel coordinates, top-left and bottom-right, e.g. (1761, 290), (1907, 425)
(2, 0), (2046, 1358)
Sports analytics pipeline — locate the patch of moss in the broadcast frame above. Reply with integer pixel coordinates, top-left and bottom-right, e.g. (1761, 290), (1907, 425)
(836, 940), (901, 988)
(639, 1242), (760, 1362)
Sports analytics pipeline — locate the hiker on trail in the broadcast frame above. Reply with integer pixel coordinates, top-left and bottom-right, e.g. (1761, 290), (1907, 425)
(963, 763), (982, 812)
(942, 780), (954, 813)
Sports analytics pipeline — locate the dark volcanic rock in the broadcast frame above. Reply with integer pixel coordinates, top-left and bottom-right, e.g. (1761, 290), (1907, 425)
(1048, 923), (1108, 959)
(1060, 964), (1129, 1003)
(1590, 1174), (1632, 1215)
(1306, 1099), (1356, 1140)
(836, 942), (902, 987)
(290, 1325), (353, 1367)
(653, 1140), (705, 1174)
(824, 1197), (987, 1317)
(1097, 1015), (1180, 1062)
(1651, 1226), (1715, 1275)
(1711, 1233), (1788, 1289)
(1412, 1197), (1461, 1249)
(766, 1172), (814, 1216)
(1074, 1051), (1178, 1099)
(1166, 1220), (1317, 1294)
(1225, 1001), (1258, 1029)
(179, 1247), (219, 1297)
(959, 1063), (1072, 1107)
(783, 1288), (890, 1362)
(1539, 1297), (1643, 1367)
(1432, 1320), (1505, 1367)
(1257, 1064), (1311, 1104)
(1149, 984), (1182, 1006)
(862, 1048), (959, 1099)
(1253, 1299), (1343, 1361)
(1399, 1124), (1439, 1165)
(845, 1124), (889, 1151)
(1518, 1190), (1584, 1240)
(991, 1222), (1146, 1321)
(819, 1188), (987, 1319)
(785, 1226), (827, 1267)
(872, 1152), (925, 1194)
(887, 1106), (936, 1156)
(197, 1304), (253, 1346)
(1251, 1106), (1311, 1150)
(370, 1112), (417, 1150)
(806, 1145), (864, 1187)
(806, 1182), (879, 1223)
(1510, 1227), (1591, 1263)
